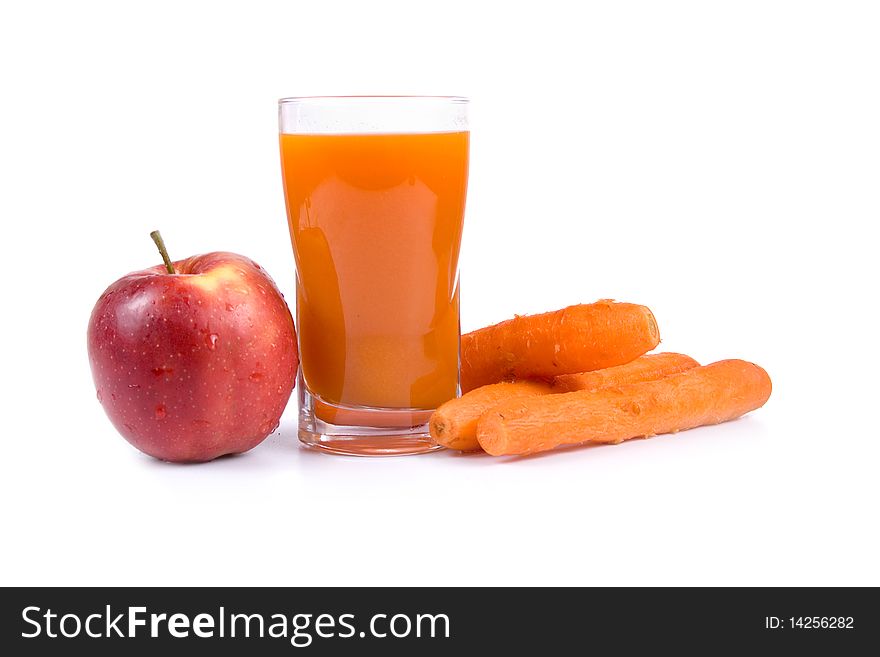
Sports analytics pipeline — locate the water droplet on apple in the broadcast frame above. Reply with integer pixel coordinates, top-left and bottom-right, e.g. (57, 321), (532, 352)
(260, 418), (279, 434)
(249, 372), (264, 382)
(154, 404), (167, 420)
(206, 333), (219, 350)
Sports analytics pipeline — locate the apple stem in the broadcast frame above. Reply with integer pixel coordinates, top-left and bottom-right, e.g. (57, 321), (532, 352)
(150, 230), (176, 274)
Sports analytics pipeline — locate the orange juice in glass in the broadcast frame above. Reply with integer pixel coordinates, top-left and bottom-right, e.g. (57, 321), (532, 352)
(278, 96), (468, 455)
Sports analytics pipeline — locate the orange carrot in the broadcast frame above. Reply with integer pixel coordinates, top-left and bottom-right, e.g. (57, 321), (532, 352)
(553, 352), (698, 392)
(431, 352), (698, 452)
(430, 380), (554, 451)
(460, 301), (660, 393)
(477, 359), (771, 456)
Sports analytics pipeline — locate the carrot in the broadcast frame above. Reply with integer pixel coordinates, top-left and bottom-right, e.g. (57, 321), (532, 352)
(431, 352), (698, 452)
(552, 352), (699, 392)
(477, 359), (771, 456)
(460, 301), (660, 393)
(430, 380), (554, 451)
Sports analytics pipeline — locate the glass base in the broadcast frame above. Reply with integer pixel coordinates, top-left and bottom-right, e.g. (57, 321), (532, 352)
(298, 379), (445, 457)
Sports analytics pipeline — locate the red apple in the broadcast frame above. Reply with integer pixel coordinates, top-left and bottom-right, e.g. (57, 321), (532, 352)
(87, 236), (298, 462)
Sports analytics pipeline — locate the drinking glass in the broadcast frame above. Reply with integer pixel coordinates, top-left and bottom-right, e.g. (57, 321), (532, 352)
(279, 96), (469, 456)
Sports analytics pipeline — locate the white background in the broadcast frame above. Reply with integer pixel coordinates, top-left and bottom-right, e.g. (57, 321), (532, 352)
(2, 0), (878, 586)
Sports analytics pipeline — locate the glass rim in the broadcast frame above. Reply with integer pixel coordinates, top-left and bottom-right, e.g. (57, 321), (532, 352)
(278, 95), (469, 105)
